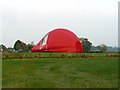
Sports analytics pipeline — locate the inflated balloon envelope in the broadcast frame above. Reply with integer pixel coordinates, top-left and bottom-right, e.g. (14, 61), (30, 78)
(31, 28), (83, 53)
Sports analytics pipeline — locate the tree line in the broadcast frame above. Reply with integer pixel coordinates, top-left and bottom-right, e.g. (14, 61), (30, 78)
(0, 40), (34, 52)
(0, 38), (108, 52)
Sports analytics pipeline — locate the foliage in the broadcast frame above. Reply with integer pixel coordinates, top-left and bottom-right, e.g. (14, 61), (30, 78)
(26, 42), (34, 51)
(97, 44), (107, 52)
(26, 44), (34, 51)
(79, 38), (92, 52)
(2, 52), (120, 59)
(0, 44), (7, 51)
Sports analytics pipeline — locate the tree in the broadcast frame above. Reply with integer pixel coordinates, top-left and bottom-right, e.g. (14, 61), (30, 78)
(7, 47), (15, 52)
(79, 38), (92, 52)
(0, 44), (7, 51)
(30, 41), (34, 46)
(97, 44), (107, 52)
(26, 42), (34, 51)
(91, 46), (98, 51)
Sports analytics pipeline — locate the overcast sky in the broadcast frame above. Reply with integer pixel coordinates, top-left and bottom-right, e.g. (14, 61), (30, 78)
(0, 0), (119, 47)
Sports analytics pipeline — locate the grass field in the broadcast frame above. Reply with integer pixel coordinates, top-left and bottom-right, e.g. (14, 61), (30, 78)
(2, 52), (119, 88)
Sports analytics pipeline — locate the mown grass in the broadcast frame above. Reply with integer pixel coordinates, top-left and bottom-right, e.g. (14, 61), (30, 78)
(2, 53), (118, 88)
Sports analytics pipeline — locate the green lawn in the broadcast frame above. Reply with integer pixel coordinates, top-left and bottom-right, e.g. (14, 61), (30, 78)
(2, 56), (118, 88)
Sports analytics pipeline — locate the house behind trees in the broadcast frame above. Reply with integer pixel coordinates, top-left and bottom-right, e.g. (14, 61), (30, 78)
(14, 40), (27, 52)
